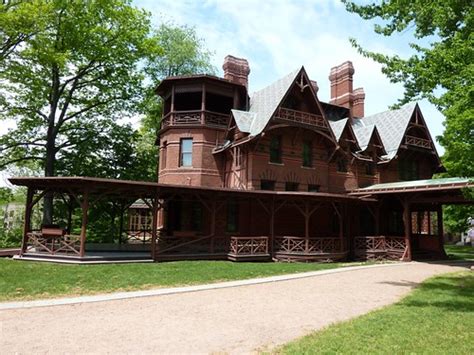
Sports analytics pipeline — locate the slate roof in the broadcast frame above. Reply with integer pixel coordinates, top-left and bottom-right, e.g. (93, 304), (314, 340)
(232, 68), (300, 136)
(351, 102), (417, 160)
(328, 118), (348, 141)
(230, 67), (420, 162)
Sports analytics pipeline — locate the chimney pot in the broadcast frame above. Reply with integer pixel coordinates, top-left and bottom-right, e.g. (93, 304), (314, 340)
(223, 55), (250, 88)
(328, 61), (364, 118)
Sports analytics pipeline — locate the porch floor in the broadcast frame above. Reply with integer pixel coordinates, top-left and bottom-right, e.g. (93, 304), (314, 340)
(15, 251), (153, 264)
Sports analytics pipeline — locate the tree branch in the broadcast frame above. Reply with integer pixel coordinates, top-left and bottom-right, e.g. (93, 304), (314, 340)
(0, 156), (45, 169)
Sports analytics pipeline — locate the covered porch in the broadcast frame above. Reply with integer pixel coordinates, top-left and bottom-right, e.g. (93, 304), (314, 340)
(9, 177), (365, 263)
(351, 177), (474, 261)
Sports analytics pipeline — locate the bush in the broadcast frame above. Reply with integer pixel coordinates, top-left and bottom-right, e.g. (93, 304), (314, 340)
(0, 226), (23, 248)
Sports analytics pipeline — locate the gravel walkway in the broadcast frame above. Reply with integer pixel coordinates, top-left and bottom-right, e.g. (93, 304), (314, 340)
(0, 262), (466, 354)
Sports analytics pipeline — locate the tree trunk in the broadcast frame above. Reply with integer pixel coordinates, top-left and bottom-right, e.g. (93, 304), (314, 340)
(42, 142), (56, 225)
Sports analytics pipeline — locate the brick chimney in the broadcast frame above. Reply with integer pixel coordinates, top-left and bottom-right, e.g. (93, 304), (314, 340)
(329, 61), (365, 118)
(223, 55), (250, 88)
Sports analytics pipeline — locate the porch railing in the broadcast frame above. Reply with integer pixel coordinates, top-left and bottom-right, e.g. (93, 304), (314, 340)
(229, 236), (269, 256)
(155, 235), (229, 256)
(26, 232), (81, 255)
(354, 236), (406, 260)
(274, 236), (343, 254)
(161, 110), (229, 128)
(123, 230), (152, 244)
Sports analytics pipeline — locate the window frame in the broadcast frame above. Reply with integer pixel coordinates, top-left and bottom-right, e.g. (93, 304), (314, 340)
(179, 138), (193, 167)
(269, 135), (282, 164)
(285, 182), (299, 191)
(261, 180), (276, 191)
(302, 140), (313, 167)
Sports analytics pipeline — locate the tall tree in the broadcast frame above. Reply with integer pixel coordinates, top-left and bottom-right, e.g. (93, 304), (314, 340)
(343, 0), (473, 232)
(0, 0), (158, 223)
(138, 24), (216, 175)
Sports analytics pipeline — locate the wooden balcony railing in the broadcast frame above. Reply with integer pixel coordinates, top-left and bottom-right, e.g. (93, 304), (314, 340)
(123, 230), (152, 244)
(274, 107), (329, 129)
(405, 135), (431, 149)
(354, 236), (406, 261)
(229, 236), (269, 256)
(274, 236), (343, 254)
(26, 232), (81, 255)
(155, 235), (229, 256)
(161, 110), (229, 128)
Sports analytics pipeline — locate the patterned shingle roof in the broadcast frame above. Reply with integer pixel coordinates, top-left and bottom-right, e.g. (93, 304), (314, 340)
(351, 102), (416, 160)
(328, 118), (348, 141)
(231, 68), (301, 136)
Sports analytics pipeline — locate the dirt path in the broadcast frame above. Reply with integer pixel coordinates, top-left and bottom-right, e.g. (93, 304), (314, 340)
(0, 262), (466, 354)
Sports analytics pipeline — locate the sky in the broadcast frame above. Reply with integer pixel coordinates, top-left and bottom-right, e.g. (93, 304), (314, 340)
(1, 0), (446, 187)
(135, 0), (445, 151)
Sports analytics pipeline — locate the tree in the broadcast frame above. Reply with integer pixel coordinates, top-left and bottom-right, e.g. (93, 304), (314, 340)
(0, 0), (158, 223)
(0, 0), (51, 62)
(343, 0), (473, 233)
(138, 24), (216, 176)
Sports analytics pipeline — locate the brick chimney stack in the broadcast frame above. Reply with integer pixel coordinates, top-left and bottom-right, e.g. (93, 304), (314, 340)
(223, 55), (250, 88)
(329, 61), (365, 118)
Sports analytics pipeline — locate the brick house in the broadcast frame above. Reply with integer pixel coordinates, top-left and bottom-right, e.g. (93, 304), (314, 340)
(10, 56), (473, 263)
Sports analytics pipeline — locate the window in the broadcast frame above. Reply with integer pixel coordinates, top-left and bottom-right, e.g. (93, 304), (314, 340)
(161, 141), (167, 169)
(302, 140), (312, 167)
(308, 184), (320, 192)
(337, 159), (348, 173)
(179, 138), (193, 167)
(270, 135), (282, 163)
(235, 146), (242, 167)
(226, 201), (239, 233)
(399, 159), (418, 181)
(365, 162), (375, 176)
(261, 180), (276, 190)
(285, 182), (299, 191)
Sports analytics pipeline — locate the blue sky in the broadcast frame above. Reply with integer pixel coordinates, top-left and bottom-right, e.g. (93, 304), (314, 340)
(136, 0), (446, 154)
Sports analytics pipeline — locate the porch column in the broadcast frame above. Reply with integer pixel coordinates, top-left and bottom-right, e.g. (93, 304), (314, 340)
(304, 202), (310, 253)
(210, 198), (216, 253)
(437, 205), (446, 257)
(79, 190), (89, 258)
(269, 198), (275, 255)
(20, 187), (34, 255)
(151, 199), (159, 261)
(201, 82), (206, 124)
(402, 198), (412, 261)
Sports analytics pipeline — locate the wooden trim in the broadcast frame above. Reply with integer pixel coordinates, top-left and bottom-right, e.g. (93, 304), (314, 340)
(79, 190), (89, 258)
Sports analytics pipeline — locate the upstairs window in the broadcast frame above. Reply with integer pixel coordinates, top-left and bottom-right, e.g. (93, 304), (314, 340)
(399, 159), (418, 181)
(308, 184), (320, 192)
(285, 182), (299, 191)
(270, 135), (282, 163)
(261, 180), (276, 190)
(180, 138), (193, 167)
(302, 140), (312, 167)
(365, 162), (375, 176)
(337, 158), (348, 173)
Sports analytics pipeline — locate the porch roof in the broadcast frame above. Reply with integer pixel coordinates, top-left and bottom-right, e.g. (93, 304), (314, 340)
(9, 176), (363, 202)
(350, 177), (472, 195)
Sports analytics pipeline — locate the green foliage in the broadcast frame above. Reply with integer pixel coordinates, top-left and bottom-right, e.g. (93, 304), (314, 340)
(277, 271), (474, 354)
(0, 259), (371, 301)
(0, 226), (22, 248)
(343, 0), (473, 178)
(0, 187), (13, 204)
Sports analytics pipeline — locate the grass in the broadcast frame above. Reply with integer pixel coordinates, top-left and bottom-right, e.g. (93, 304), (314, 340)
(0, 258), (372, 301)
(275, 271), (474, 355)
(445, 244), (474, 261)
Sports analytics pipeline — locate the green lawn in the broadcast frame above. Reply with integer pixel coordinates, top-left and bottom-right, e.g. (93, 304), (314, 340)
(445, 244), (474, 261)
(0, 259), (371, 301)
(275, 271), (474, 354)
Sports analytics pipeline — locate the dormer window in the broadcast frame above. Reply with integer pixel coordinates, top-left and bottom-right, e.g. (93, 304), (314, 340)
(337, 158), (348, 173)
(365, 162), (375, 176)
(270, 135), (282, 163)
(180, 138), (193, 167)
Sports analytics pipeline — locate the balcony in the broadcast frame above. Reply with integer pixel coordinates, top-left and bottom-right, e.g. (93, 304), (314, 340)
(274, 107), (328, 129)
(405, 135), (431, 149)
(161, 110), (229, 129)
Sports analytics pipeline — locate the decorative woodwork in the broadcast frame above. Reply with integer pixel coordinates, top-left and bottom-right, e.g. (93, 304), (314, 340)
(161, 110), (229, 128)
(274, 107), (328, 129)
(228, 236), (269, 257)
(26, 232), (81, 255)
(354, 236), (406, 261)
(405, 135), (431, 149)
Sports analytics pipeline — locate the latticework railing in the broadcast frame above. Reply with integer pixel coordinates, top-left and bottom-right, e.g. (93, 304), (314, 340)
(155, 235), (229, 256)
(274, 107), (328, 129)
(161, 110), (229, 128)
(274, 236), (343, 254)
(405, 135), (431, 149)
(354, 236), (406, 261)
(123, 230), (152, 244)
(229, 236), (269, 256)
(26, 232), (81, 255)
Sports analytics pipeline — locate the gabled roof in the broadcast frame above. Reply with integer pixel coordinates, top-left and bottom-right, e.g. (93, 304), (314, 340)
(231, 68), (300, 136)
(329, 118), (349, 141)
(351, 102), (416, 160)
